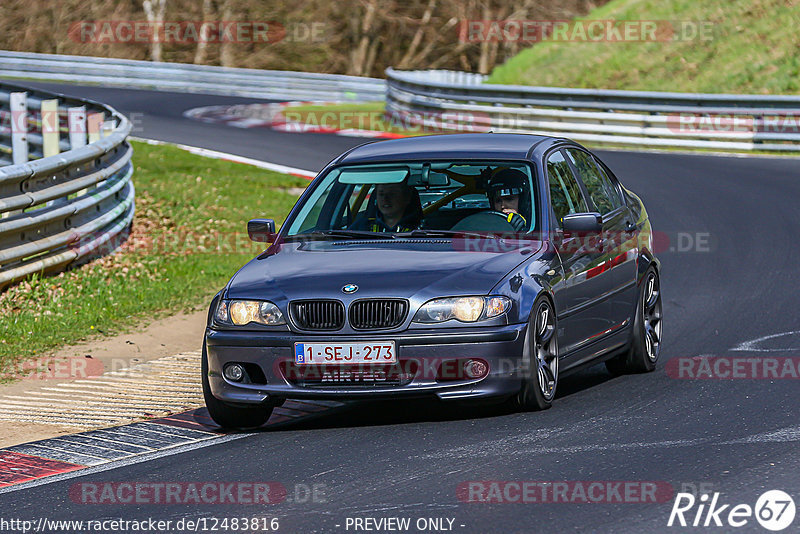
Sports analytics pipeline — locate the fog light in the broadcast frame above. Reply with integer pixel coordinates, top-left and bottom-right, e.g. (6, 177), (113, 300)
(463, 359), (489, 379)
(223, 363), (245, 382)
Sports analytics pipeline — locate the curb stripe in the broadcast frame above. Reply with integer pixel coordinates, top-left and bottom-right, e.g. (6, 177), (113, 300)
(4, 445), (100, 467)
(0, 452), (83, 487)
(0, 433), (252, 495)
(0, 401), (346, 490)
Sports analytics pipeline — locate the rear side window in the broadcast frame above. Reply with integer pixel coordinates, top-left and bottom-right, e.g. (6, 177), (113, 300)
(565, 149), (622, 215)
(547, 150), (588, 226)
(594, 158), (627, 207)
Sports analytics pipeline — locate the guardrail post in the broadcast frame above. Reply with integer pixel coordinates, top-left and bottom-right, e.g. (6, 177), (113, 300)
(102, 119), (115, 138)
(69, 106), (91, 198)
(5, 92), (28, 219)
(87, 112), (104, 144)
(10, 92), (28, 165)
(41, 99), (61, 158)
(68, 106), (87, 149)
(40, 99), (60, 207)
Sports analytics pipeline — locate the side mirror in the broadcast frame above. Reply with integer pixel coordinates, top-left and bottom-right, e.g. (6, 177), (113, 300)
(248, 218), (276, 242)
(562, 212), (602, 233)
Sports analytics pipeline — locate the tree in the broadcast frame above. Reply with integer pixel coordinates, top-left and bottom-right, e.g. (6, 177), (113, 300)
(194, 0), (215, 64)
(142, 0), (167, 62)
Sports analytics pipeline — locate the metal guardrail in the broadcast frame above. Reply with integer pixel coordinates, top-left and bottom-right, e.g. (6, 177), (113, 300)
(0, 50), (385, 102)
(386, 68), (800, 151)
(0, 80), (134, 288)
(3, 51), (797, 150)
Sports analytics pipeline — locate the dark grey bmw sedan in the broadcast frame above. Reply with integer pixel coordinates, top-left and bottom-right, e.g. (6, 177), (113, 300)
(203, 134), (662, 428)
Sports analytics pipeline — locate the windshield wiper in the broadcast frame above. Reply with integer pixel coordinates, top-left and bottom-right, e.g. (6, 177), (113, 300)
(291, 230), (397, 240)
(401, 229), (499, 240)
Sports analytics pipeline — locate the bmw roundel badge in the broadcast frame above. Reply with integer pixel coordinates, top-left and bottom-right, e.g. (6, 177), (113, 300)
(342, 284), (358, 294)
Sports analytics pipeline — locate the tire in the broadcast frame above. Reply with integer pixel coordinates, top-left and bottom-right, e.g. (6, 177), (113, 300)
(516, 296), (559, 411)
(202, 342), (273, 429)
(605, 267), (663, 375)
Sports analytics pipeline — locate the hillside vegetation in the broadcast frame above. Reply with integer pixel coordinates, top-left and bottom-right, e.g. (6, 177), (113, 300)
(489, 0), (800, 94)
(0, 0), (602, 77)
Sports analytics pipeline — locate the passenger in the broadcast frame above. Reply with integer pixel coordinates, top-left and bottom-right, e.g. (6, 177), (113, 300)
(487, 169), (529, 231)
(352, 183), (423, 232)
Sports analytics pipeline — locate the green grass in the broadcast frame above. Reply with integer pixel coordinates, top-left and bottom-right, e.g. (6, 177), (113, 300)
(0, 140), (308, 374)
(488, 0), (800, 94)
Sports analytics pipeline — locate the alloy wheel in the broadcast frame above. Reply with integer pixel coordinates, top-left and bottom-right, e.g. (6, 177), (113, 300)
(642, 271), (663, 362)
(534, 300), (558, 400)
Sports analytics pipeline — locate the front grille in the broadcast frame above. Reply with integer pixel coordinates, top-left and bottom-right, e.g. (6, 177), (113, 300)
(290, 300), (345, 330)
(349, 299), (408, 330)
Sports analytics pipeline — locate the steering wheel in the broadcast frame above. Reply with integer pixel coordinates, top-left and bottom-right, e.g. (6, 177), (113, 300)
(450, 210), (517, 232)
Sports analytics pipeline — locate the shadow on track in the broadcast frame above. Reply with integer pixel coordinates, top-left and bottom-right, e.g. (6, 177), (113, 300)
(259, 363), (620, 433)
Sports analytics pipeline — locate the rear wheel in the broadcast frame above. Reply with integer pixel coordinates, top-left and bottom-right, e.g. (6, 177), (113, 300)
(202, 342), (273, 429)
(605, 268), (662, 375)
(517, 297), (559, 411)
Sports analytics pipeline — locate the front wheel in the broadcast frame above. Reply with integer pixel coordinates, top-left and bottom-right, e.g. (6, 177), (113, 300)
(606, 268), (663, 375)
(202, 342), (273, 429)
(516, 297), (559, 411)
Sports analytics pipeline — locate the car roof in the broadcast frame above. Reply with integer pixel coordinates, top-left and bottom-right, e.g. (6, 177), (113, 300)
(336, 133), (561, 164)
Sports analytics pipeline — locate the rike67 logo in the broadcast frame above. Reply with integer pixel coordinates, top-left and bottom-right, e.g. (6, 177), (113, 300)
(668, 490), (796, 531)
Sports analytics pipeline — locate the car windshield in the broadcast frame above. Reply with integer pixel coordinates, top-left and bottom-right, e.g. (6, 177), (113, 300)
(285, 161), (537, 236)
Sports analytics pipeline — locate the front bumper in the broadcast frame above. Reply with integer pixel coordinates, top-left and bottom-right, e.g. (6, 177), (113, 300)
(205, 324), (528, 404)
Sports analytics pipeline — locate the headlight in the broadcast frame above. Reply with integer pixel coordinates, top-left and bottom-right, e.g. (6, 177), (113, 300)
(215, 299), (285, 326)
(413, 296), (512, 323)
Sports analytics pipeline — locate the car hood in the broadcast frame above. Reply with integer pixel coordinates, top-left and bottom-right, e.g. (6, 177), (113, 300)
(226, 238), (543, 301)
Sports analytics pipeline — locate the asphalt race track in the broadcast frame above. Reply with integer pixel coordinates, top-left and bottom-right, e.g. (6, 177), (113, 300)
(2, 82), (800, 532)
(11, 81), (360, 171)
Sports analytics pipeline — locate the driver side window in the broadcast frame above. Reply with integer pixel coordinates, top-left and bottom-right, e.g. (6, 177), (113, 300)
(547, 150), (588, 227)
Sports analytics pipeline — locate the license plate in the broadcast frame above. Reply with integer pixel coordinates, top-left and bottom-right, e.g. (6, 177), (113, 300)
(294, 342), (396, 365)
